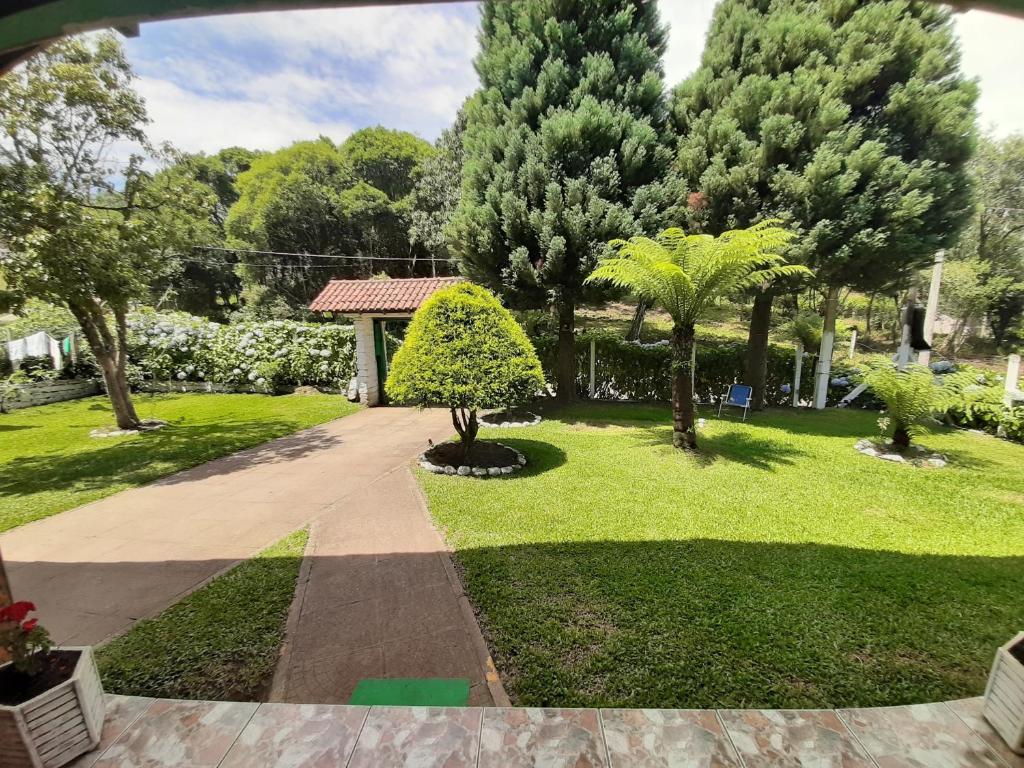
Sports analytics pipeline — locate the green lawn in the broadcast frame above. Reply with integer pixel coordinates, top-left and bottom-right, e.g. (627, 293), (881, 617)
(420, 404), (1024, 709)
(97, 529), (307, 700)
(0, 392), (358, 532)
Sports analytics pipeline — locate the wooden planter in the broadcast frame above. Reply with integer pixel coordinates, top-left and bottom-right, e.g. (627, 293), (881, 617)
(0, 647), (105, 768)
(984, 632), (1024, 755)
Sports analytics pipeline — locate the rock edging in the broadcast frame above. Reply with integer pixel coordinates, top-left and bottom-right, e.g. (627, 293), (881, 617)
(479, 411), (542, 428)
(419, 442), (527, 478)
(854, 438), (947, 467)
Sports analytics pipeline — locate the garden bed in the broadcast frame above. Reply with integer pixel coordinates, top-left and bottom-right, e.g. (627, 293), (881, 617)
(420, 440), (526, 477)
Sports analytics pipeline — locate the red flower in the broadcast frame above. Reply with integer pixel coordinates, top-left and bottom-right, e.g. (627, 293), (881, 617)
(22, 618), (38, 632)
(0, 601), (36, 623)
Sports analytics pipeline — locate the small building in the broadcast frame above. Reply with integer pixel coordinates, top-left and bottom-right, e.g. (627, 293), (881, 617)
(310, 276), (462, 406)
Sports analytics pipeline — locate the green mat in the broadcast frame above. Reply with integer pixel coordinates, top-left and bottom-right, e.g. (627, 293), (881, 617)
(349, 678), (471, 706)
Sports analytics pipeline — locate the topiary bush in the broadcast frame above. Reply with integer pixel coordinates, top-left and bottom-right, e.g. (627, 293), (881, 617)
(385, 282), (544, 459)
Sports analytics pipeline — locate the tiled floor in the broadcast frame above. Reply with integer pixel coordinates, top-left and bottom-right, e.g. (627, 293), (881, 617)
(67, 695), (1022, 768)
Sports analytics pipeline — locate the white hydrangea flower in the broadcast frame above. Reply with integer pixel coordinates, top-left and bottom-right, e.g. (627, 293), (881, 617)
(247, 371), (257, 381)
(176, 371), (187, 380)
(256, 377), (266, 385)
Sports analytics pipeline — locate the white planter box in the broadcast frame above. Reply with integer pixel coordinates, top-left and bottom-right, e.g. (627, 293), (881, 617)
(0, 647), (105, 768)
(984, 632), (1024, 755)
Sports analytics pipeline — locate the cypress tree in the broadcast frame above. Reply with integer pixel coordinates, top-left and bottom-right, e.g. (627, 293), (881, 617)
(453, 0), (674, 401)
(674, 0), (977, 408)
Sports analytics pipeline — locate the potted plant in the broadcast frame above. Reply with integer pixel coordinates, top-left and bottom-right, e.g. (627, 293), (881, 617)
(0, 602), (105, 767)
(984, 632), (1024, 755)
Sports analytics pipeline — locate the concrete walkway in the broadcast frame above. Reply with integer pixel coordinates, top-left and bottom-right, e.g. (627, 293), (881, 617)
(1, 407), (497, 705)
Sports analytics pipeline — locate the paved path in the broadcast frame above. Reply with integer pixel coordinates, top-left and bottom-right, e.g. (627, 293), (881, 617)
(70, 694), (1020, 768)
(1, 408), (486, 694)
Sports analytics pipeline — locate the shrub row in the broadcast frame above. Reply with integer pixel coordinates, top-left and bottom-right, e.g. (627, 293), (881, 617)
(532, 330), (815, 405)
(943, 383), (1024, 442)
(128, 315), (355, 391)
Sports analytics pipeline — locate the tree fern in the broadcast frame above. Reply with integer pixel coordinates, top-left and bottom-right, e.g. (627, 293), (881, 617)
(587, 222), (809, 448)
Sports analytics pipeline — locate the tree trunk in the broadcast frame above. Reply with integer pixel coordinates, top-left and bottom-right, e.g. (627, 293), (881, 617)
(555, 299), (576, 403)
(865, 293), (874, 334)
(627, 299), (648, 341)
(744, 289), (774, 411)
(70, 302), (141, 430)
(450, 406), (479, 461)
(671, 324), (697, 449)
(892, 426), (911, 449)
(813, 286), (840, 409)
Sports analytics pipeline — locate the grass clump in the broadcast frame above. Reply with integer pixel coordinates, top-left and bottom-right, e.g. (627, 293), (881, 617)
(97, 529), (307, 700)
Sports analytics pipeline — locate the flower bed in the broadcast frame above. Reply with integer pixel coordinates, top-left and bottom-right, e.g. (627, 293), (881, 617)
(419, 441), (526, 477)
(127, 315), (355, 392)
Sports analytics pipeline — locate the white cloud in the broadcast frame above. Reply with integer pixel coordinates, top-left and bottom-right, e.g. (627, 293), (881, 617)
(122, 0), (1024, 157)
(659, 0), (719, 86)
(135, 77), (353, 154)
(953, 8), (1024, 137)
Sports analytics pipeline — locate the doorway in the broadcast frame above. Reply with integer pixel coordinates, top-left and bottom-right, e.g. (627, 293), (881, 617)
(372, 318), (409, 405)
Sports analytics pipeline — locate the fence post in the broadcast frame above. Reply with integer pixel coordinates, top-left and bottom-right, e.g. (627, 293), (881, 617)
(589, 338), (596, 399)
(792, 342), (803, 407)
(1005, 354), (1022, 408)
(848, 329), (857, 359)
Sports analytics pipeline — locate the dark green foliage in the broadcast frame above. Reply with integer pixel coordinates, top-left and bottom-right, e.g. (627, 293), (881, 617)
(533, 329), (811, 405)
(408, 111), (466, 271)
(386, 282), (544, 412)
(453, 0), (676, 397)
(97, 530), (307, 700)
(673, 0), (978, 292)
(225, 129), (436, 313)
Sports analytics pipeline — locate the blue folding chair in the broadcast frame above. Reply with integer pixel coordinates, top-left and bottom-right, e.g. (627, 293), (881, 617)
(718, 383), (753, 421)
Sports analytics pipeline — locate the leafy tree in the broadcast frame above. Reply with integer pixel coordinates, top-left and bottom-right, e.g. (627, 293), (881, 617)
(149, 147), (262, 320)
(673, 0), (978, 408)
(952, 135), (1024, 348)
(408, 111), (466, 275)
(587, 222), (805, 449)
(385, 282), (544, 458)
(452, 0), (676, 402)
(226, 129), (435, 313)
(0, 35), (212, 429)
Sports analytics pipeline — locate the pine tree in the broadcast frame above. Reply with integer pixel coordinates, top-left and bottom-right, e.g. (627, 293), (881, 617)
(673, 0), (977, 408)
(453, 0), (675, 401)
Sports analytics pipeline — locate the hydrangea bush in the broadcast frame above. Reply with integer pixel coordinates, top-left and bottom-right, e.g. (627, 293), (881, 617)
(128, 314), (355, 392)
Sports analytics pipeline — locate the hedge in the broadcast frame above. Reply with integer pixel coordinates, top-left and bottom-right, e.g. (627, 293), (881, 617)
(128, 315), (356, 392)
(532, 330), (815, 406)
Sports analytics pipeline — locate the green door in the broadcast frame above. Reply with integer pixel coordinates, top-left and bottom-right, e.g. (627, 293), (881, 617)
(372, 318), (410, 405)
(372, 318), (389, 405)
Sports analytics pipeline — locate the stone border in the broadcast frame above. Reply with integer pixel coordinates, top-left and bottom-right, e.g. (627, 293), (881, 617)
(419, 441), (527, 478)
(90, 419), (169, 439)
(479, 411), (542, 428)
(854, 438), (947, 467)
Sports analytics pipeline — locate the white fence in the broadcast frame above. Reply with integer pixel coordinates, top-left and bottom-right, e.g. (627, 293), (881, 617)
(2, 379), (100, 411)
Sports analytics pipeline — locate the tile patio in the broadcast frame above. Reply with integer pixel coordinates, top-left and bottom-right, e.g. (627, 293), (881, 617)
(68, 695), (1022, 768)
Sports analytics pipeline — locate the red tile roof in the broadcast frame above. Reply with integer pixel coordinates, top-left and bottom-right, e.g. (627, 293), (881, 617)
(309, 277), (464, 314)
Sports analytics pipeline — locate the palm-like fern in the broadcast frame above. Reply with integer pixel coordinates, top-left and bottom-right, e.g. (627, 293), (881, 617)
(867, 364), (970, 448)
(587, 222), (809, 448)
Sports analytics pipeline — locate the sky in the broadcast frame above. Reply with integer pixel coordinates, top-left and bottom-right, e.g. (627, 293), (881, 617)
(120, 1), (1024, 156)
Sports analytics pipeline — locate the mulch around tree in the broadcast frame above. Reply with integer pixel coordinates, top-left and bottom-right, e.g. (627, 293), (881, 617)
(425, 440), (519, 469)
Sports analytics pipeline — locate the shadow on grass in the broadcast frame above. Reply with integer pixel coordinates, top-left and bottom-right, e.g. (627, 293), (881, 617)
(490, 438), (568, 478)
(8, 538), (1020, 709)
(0, 423), (32, 432)
(0, 418), (343, 499)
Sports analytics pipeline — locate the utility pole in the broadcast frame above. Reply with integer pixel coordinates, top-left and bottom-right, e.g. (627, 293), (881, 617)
(918, 250), (944, 367)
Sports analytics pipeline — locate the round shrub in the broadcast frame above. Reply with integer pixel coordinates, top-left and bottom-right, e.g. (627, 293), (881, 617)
(385, 282), (544, 455)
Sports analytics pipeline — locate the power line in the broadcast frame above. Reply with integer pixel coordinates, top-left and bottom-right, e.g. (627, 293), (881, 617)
(193, 245), (456, 263)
